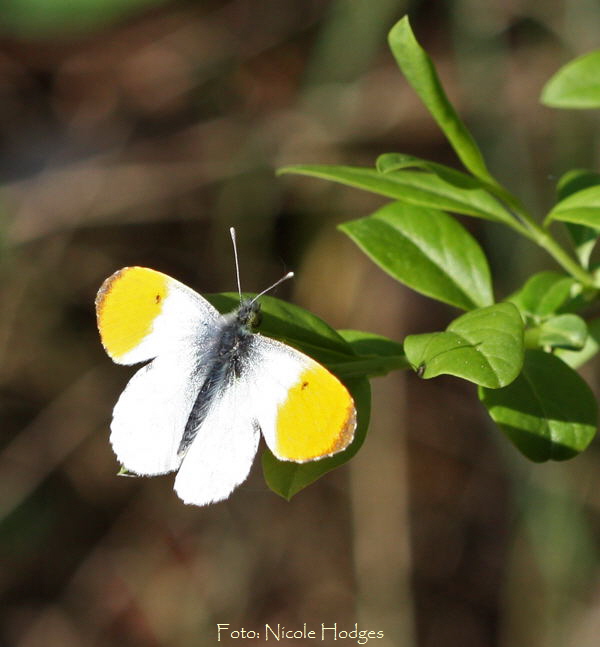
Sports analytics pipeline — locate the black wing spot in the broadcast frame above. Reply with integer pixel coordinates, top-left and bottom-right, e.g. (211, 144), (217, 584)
(301, 381), (309, 390)
(155, 294), (162, 304)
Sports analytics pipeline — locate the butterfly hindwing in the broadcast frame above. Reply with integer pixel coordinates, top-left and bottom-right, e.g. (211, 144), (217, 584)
(110, 348), (208, 476)
(174, 374), (260, 505)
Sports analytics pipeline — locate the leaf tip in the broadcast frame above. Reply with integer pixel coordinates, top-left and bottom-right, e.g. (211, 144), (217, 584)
(276, 166), (294, 177)
(388, 15), (412, 45)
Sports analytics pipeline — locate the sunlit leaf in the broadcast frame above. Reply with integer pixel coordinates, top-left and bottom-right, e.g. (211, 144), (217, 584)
(553, 170), (600, 267)
(556, 317), (600, 368)
(335, 329), (408, 378)
(278, 164), (513, 223)
(557, 169), (600, 200)
(480, 351), (597, 461)
(533, 314), (588, 350)
(541, 50), (600, 109)
(340, 202), (494, 310)
(404, 303), (524, 388)
(377, 153), (487, 188)
(508, 271), (578, 319)
(387, 17), (496, 185)
(546, 186), (600, 228)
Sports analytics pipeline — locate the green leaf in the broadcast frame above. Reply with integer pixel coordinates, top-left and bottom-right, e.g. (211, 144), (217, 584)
(557, 317), (600, 368)
(338, 329), (404, 356)
(387, 17), (495, 185)
(340, 202), (494, 310)
(261, 377), (371, 500)
(541, 50), (600, 109)
(554, 170), (600, 267)
(278, 164), (513, 224)
(377, 153), (486, 188)
(117, 466), (137, 477)
(546, 186), (600, 228)
(508, 271), (578, 319)
(567, 225), (598, 269)
(479, 350), (597, 461)
(528, 314), (588, 350)
(557, 169), (600, 200)
(335, 329), (409, 378)
(404, 302), (524, 388)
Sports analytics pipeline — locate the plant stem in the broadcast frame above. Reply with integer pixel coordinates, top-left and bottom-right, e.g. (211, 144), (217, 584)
(489, 185), (595, 287)
(529, 226), (594, 286)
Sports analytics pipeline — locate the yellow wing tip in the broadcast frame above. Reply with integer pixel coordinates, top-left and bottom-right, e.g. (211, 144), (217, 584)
(95, 267), (126, 316)
(290, 402), (356, 462)
(275, 364), (357, 462)
(95, 266), (168, 360)
(95, 266), (151, 314)
(328, 403), (356, 454)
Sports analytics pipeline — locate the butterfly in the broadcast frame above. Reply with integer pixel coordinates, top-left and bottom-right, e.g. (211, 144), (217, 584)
(95, 230), (356, 506)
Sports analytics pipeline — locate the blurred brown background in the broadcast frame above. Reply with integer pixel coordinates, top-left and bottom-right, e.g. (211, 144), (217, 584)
(1, 1), (600, 646)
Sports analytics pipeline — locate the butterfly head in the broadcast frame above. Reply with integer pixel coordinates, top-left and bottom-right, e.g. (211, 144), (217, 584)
(236, 299), (262, 332)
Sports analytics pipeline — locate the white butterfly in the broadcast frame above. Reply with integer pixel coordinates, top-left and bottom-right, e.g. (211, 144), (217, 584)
(96, 233), (356, 506)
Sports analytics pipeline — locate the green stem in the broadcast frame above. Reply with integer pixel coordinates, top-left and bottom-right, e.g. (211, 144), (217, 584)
(530, 227), (594, 286)
(524, 326), (542, 350)
(487, 184), (595, 287)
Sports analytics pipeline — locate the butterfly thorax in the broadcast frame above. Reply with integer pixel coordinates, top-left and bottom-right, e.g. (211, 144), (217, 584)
(214, 299), (261, 368)
(178, 299), (261, 456)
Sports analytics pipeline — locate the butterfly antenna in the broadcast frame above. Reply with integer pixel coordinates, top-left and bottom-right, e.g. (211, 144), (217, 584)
(250, 271), (294, 305)
(229, 227), (242, 302)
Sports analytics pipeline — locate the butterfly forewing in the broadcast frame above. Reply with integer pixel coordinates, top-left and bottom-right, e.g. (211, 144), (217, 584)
(96, 266), (218, 365)
(244, 336), (356, 462)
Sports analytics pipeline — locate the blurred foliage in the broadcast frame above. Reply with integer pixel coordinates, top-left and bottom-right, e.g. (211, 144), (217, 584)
(1, 0), (170, 37)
